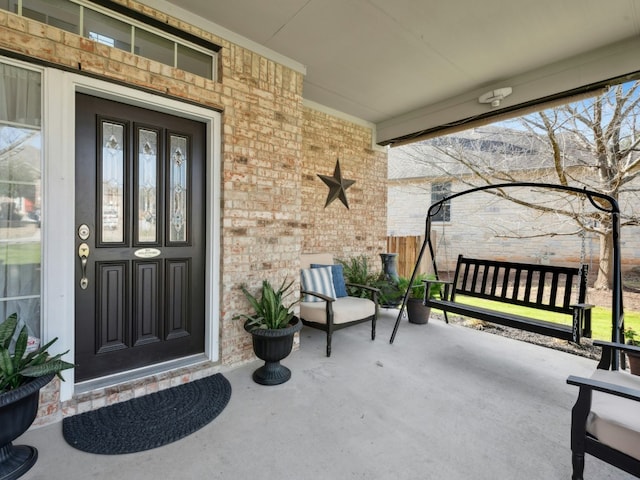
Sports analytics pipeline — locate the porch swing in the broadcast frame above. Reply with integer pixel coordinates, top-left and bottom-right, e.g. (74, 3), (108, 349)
(389, 182), (625, 356)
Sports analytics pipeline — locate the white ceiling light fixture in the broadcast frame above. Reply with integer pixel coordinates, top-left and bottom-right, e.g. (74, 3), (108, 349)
(478, 87), (513, 108)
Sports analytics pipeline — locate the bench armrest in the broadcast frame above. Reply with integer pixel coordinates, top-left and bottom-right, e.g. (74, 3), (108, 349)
(594, 340), (640, 355)
(301, 290), (335, 302)
(567, 375), (640, 402)
(571, 303), (594, 310)
(424, 279), (452, 301)
(593, 340), (640, 370)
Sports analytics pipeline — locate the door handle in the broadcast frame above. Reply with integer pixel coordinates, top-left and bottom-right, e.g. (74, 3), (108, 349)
(78, 243), (90, 289)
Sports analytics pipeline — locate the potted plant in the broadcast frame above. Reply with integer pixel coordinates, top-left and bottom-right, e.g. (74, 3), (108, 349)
(336, 255), (378, 299)
(235, 279), (302, 385)
(624, 327), (640, 375)
(0, 313), (74, 480)
(398, 273), (441, 324)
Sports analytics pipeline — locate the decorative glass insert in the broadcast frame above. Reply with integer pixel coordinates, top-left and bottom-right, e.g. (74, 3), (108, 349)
(0, 63), (42, 339)
(137, 128), (157, 243)
(101, 121), (125, 243)
(22, 0), (79, 34)
(169, 135), (188, 242)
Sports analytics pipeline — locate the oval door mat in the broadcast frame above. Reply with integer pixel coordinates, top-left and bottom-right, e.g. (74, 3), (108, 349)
(62, 373), (231, 454)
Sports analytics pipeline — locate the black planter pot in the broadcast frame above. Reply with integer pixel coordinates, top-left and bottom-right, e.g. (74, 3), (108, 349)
(244, 317), (303, 385)
(406, 298), (431, 325)
(0, 373), (54, 480)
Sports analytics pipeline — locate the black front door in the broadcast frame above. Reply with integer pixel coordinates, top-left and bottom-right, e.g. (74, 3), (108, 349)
(74, 93), (206, 382)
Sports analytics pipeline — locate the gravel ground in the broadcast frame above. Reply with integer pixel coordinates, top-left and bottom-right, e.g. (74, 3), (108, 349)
(432, 285), (640, 361)
(440, 313), (602, 360)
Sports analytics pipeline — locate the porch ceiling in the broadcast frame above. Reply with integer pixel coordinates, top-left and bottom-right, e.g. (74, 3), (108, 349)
(155, 0), (640, 145)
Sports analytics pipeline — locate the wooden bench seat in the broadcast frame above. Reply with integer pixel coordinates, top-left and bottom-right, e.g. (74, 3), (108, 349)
(425, 254), (593, 343)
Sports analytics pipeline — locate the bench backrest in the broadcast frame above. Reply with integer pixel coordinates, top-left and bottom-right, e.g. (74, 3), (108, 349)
(451, 255), (588, 315)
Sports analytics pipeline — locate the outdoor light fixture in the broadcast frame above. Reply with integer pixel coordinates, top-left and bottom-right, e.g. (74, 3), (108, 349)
(478, 87), (513, 107)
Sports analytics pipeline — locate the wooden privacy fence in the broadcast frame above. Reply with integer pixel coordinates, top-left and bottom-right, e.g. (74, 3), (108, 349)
(386, 236), (432, 278)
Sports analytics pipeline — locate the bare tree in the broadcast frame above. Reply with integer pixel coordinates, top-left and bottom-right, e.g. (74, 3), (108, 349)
(396, 80), (640, 290)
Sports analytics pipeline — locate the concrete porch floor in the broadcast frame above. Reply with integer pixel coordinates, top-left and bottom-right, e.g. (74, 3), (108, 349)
(17, 309), (635, 479)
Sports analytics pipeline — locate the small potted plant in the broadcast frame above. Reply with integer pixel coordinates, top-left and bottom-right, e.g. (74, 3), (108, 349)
(624, 327), (640, 375)
(0, 313), (74, 479)
(235, 279), (302, 385)
(398, 273), (441, 324)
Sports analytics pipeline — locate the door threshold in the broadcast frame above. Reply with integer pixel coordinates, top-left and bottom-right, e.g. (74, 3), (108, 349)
(74, 354), (210, 395)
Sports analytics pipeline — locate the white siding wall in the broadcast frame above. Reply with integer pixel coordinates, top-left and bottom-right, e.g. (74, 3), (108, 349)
(388, 180), (640, 273)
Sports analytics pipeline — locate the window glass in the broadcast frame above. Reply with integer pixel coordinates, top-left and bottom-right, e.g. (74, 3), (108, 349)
(135, 28), (174, 66)
(431, 182), (451, 222)
(22, 0), (79, 33)
(0, 0), (218, 81)
(0, 63), (42, 339)
(177, 44), (213, 80)
(0, 0), (16, 13)
(84, 8), (132, 52)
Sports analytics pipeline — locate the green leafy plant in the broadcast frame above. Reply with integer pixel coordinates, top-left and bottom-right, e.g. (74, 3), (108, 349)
(625, 327), (640, 346)
(0, 313), (74, 393)
(336, 255), (379, 298)
(235, 279), (299, 331)
(398, 273), (441, 300)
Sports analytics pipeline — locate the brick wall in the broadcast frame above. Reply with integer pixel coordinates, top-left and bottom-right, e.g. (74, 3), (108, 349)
(301, 108), (388, 271)
(0, 1), (388, 424)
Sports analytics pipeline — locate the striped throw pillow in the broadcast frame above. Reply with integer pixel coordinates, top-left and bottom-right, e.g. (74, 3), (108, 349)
(301, 266), (336, 302)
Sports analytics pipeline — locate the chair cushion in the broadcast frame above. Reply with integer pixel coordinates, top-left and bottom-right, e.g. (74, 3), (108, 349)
(300, 296), (376, 324)
(587, 369), (640, 460)
(301, 266), (336, 302)
(311, 263), (348, 298)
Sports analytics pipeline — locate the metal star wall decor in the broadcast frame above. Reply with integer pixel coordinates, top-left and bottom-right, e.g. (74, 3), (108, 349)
(317, 158), (356, 209)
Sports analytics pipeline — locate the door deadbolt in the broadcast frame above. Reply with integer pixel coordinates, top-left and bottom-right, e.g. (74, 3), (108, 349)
(78, 224), (90, 240)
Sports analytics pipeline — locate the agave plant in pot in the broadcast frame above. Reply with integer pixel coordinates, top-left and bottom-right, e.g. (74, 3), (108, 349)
(235, 279), (302, 386)
(0, 313), (74, 480)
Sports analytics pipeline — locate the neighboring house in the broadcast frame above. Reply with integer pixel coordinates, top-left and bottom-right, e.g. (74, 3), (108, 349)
(388, 125), (640, 273)
(0, 1), (388, 425)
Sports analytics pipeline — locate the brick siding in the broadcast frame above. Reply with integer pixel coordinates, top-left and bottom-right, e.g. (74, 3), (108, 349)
(0, 1), (388, 425)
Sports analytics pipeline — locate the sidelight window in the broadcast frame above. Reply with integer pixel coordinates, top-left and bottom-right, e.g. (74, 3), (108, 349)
(0, 62), (42, 339)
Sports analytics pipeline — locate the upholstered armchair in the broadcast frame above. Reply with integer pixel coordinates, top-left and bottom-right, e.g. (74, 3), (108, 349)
(300, 253), (379, 357)
(566, 340), (640, 479)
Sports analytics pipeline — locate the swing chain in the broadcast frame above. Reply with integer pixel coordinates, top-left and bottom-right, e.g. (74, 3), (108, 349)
(579, 194), (587, 267)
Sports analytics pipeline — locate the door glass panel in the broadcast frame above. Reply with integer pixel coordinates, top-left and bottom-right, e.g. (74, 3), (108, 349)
(169, 135), (187, 242)
(137, 128), (157, 243)
(0, 64), (41, 339)
(101, 121), (124, 243)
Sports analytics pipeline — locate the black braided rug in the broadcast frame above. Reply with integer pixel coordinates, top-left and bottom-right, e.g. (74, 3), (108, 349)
(62, 373), (231, 454)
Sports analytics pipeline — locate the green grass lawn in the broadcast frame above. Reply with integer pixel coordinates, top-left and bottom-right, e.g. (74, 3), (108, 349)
(0, 242), (41, 265)
(435, 295), (639, 341)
